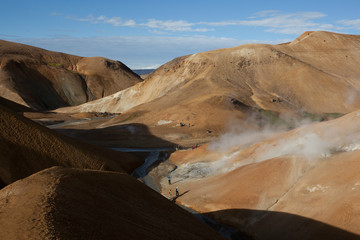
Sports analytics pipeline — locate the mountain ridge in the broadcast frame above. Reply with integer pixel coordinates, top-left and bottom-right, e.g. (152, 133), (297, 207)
(0, 39), (142, 110)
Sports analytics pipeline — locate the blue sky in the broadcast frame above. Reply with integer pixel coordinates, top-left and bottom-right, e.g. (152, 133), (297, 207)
(1, 0), (360, 69)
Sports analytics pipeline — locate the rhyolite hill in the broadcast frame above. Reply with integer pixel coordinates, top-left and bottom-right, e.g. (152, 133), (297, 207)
(0, 39), (142, 111)
(55, 31), (360, 148)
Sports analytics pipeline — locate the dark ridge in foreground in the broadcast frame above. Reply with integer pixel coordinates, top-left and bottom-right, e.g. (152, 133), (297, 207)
(0, 167), (226, 240)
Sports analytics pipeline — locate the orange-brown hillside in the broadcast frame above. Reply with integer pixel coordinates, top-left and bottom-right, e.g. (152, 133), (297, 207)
(0, 39), (142, 110)
(55, 31), (360, 147)
(0, 167), (226, 240)
(62, 31), (360, 114)
(154, 109), (360, 239)
(0, 100), (142, 187)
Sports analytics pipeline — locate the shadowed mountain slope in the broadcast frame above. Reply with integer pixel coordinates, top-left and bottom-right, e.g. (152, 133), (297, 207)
(0, 95), (35, 113)
(0, 39), (142, 110)
(0, 167), (226, 240)
(205, 209), (360, 240)
(0, 102), (142, 187)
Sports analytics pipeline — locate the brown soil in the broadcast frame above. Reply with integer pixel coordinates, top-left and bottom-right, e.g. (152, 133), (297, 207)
(153, 110), (360, 239)
(0, 167), (226, 240)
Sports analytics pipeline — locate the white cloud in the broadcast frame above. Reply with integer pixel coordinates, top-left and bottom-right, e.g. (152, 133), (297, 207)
(97, 15), (106, 21)
(11, 35), (289, 69)
(238, 12), (326, 28)
(66, 14), (214, 32)
(250, 10), (280, 18)
(64, 11), (343, 35)
(144, 19), (192, 31)
(142, 19), (213, 32)
(104, 17), (123, 26)
(203, 11), (341, 35)
(338, 19), (360, 30)
(123, 20), (137, 27)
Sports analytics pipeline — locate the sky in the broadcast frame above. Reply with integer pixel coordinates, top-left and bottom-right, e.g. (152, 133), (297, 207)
(1, 0), (360, 69)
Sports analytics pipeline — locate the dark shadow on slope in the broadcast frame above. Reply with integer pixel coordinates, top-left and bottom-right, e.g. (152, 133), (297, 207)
(3, 60), (69, 110)
(0, 102), (144, 189)
(54, 123), (180, 175)
(0, 177), (6, 189)
(54, 123), (179, 149)
(0, 136), (142, 189)
(0, 96), (36, 113)
(171, 190), (190, 203)
(203, 209), (360, 240)
(0, 138), (57, 186)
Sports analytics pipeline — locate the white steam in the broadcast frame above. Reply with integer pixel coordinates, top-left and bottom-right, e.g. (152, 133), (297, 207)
(208, 113), (315, 152)
(172, 111), (360, 179)
(208, 127), (278, 152)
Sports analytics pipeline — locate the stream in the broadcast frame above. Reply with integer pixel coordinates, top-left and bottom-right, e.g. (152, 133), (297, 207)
(111, 147), (174, 192)
(112, 147), (250, 240)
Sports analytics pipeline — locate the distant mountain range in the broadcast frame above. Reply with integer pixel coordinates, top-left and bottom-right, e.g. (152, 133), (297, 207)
(132, 69), (156, 75)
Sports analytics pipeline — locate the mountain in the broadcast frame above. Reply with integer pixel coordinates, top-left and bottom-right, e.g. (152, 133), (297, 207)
(61, 31), (360, 114)
(132, 69), (156, 75)
(54, 31), (360, 147)
(132, 69), (156, 79)
(154, 109), (360, 239)
(0, 39), (142, 110)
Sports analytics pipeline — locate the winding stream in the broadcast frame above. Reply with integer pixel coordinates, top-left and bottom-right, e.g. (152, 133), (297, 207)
(112, 147), (250, 240)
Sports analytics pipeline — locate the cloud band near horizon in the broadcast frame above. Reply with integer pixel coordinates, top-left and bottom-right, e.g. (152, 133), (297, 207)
(5, 10), (360, 69)
(9, 35), (292, 69)
(63, 10), (360, 35)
